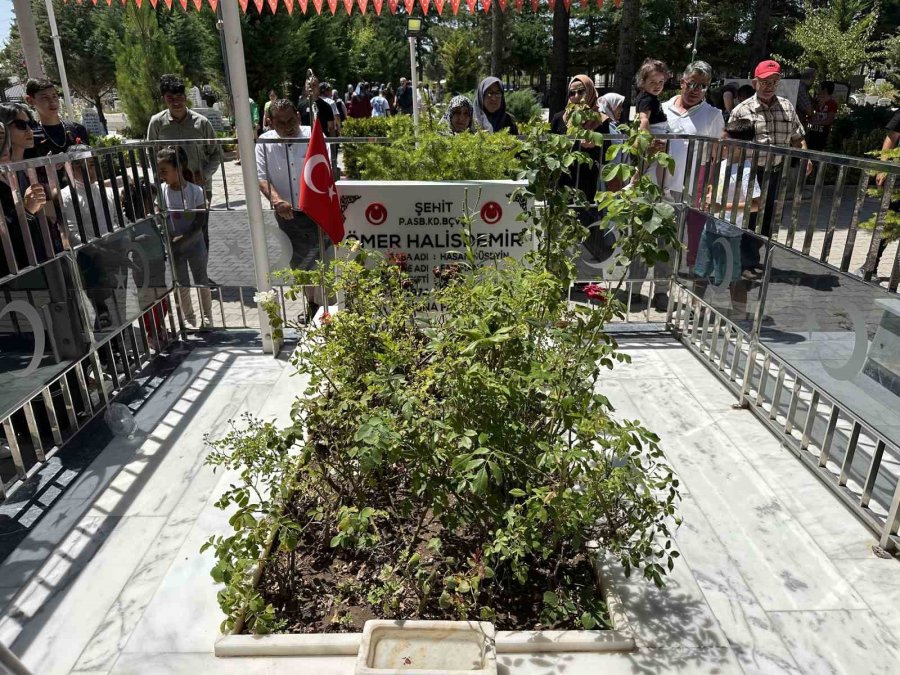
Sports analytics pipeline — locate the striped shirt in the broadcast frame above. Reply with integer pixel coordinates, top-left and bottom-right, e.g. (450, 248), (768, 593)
(728, 94), (805, 167)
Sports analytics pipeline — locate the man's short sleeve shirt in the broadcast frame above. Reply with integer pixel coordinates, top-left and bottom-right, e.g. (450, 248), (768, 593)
(729, 94), (805, 166)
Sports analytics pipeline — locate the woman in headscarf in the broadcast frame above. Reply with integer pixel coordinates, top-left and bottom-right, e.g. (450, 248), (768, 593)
(598, 92), (625, 131)
(441, 95), (475, 135)
(348, 82), (372, 119)
(473, 77), (518, 135)
(550, 75), (618, 201)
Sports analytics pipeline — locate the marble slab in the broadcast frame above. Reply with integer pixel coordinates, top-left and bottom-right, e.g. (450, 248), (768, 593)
(768, 609), (900, 675)
(831, 557), (900, 644)
(497, 648), (745, 674)
(0, 515), (165, 675)
(615, 379), (868, 613)
(674, 494), (801, 674)
(118, 467), (251, 655)
(71, 515), (196, 674)
(109, 652), (357, 675)
(598, 546), (731, 654)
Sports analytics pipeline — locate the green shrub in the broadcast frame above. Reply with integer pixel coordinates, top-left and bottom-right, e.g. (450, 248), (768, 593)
(346, 113), (521, 181)
(341, 116), (413, 179)
(206, 113), (682, 635)
(342, 116), (397, 138)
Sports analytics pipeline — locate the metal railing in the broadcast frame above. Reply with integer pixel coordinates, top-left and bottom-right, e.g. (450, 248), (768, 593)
(1, 134), (899, 557)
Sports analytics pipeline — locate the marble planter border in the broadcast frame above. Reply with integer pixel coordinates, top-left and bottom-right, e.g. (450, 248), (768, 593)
(215, 556), (635, 657)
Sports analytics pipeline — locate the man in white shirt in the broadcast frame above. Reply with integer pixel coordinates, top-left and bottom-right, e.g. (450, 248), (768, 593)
(256, 99), (316, 269)
(256, 98), (334, 318)
(655, 60), (726, 312)
(663, 60), (726, 200)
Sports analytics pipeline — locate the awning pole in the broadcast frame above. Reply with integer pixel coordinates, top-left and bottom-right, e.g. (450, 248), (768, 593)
(220, 0), (278, 354)
(12, 0), (46, 80)
(44, 0), (75, 122)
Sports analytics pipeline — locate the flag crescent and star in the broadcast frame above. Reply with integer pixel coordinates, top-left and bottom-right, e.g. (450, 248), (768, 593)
(298, 118), (345, 244)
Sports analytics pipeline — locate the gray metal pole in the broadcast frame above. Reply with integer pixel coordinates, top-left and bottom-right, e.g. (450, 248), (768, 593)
(409, 37), (420, 137)
(44, 0), (75, 122)
(220, 0), (278, 354)
(691, 17), (701, 63)
(12, 0), (46, 80)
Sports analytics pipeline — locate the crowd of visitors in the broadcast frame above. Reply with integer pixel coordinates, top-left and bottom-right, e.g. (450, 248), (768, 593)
(1, 56), (897, 333)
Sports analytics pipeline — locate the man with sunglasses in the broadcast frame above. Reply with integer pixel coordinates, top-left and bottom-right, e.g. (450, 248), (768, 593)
(729, 60), (810, 277)
(653, 61), (725, 312)
(663, 61), (725, 200)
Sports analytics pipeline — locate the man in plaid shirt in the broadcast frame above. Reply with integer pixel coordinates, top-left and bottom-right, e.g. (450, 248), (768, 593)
(729, 59), (812, 276)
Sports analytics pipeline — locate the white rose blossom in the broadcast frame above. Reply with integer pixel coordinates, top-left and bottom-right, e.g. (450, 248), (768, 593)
(253, 290), (278, 305)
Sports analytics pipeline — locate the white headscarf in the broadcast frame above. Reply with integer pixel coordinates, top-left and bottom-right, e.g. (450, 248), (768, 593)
(598, 93), (625, 122)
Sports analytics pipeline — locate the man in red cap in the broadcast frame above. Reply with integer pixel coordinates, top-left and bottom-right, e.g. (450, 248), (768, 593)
(729, 59), (812, 277)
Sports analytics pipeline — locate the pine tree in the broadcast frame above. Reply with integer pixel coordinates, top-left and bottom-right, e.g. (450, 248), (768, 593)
(114, 3), (183, 136)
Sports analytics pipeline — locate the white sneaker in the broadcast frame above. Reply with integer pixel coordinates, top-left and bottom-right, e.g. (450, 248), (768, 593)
(0, 444), (11, 460)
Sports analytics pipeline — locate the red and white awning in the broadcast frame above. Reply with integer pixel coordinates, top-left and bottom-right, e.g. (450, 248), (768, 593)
(64, 0), (621, 16)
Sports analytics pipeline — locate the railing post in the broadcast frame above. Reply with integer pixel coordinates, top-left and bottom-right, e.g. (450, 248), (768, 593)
(220, 0), (279, 354)
(739, 238), (775, 405)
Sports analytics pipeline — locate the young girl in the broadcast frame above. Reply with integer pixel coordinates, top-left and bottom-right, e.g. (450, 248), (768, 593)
(157, 146), (212, 329)
(634, 59), (671, 185)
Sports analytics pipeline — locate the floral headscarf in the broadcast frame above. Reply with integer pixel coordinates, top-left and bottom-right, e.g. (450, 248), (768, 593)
(473, 77), (506, 133)
(441, 95), (475, 134)
(563, 74), (600, 125)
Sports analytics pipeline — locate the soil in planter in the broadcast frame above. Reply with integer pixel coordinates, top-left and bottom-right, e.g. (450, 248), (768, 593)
(255, 491), (610, 634)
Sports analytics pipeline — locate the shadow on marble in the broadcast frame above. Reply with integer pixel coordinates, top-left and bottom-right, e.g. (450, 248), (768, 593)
(769, 608), (900, 675)
(0, 349), (258, 662)
(497, 646), (744, 674)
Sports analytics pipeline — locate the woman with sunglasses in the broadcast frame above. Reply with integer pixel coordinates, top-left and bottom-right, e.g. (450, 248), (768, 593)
(0, 104), (51, 274)
(550, 75), (620, 201)
(473, 77), (518, 135)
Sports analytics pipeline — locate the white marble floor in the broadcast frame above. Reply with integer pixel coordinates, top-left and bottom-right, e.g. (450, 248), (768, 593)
(1, 334), (899, 674)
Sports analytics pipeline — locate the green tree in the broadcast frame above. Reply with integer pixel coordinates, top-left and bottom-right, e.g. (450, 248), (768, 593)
(157, 7), (221, 88)
(777, 0), (888, 81)
(440, 28), (481, 95)
(114, 3), (183, 136)
(29, 1), (122, 132)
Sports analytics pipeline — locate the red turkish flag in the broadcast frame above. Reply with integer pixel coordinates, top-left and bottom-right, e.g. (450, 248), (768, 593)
(358, 0), (369, 13)
(253, 0), (265, 11)
(483, 0), (491, 11)
(327, 0), (339, 13)
(418, 0), (429, 13)
(465, 0), (476, 12)
(299, 119), (345, 245)
(343, 0), (354, 12)
(403, 0), (414, 12)
(284, 0), (295, 11)
(372, 0), (383, 12)
(433, 0), (444, 13)
(450, 0), (460, 12)
(531, 0), (537, 10)
(388, 0), (399, 12)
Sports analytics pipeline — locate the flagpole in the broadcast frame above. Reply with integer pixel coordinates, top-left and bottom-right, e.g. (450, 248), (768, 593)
(307, 69), (330, 321)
